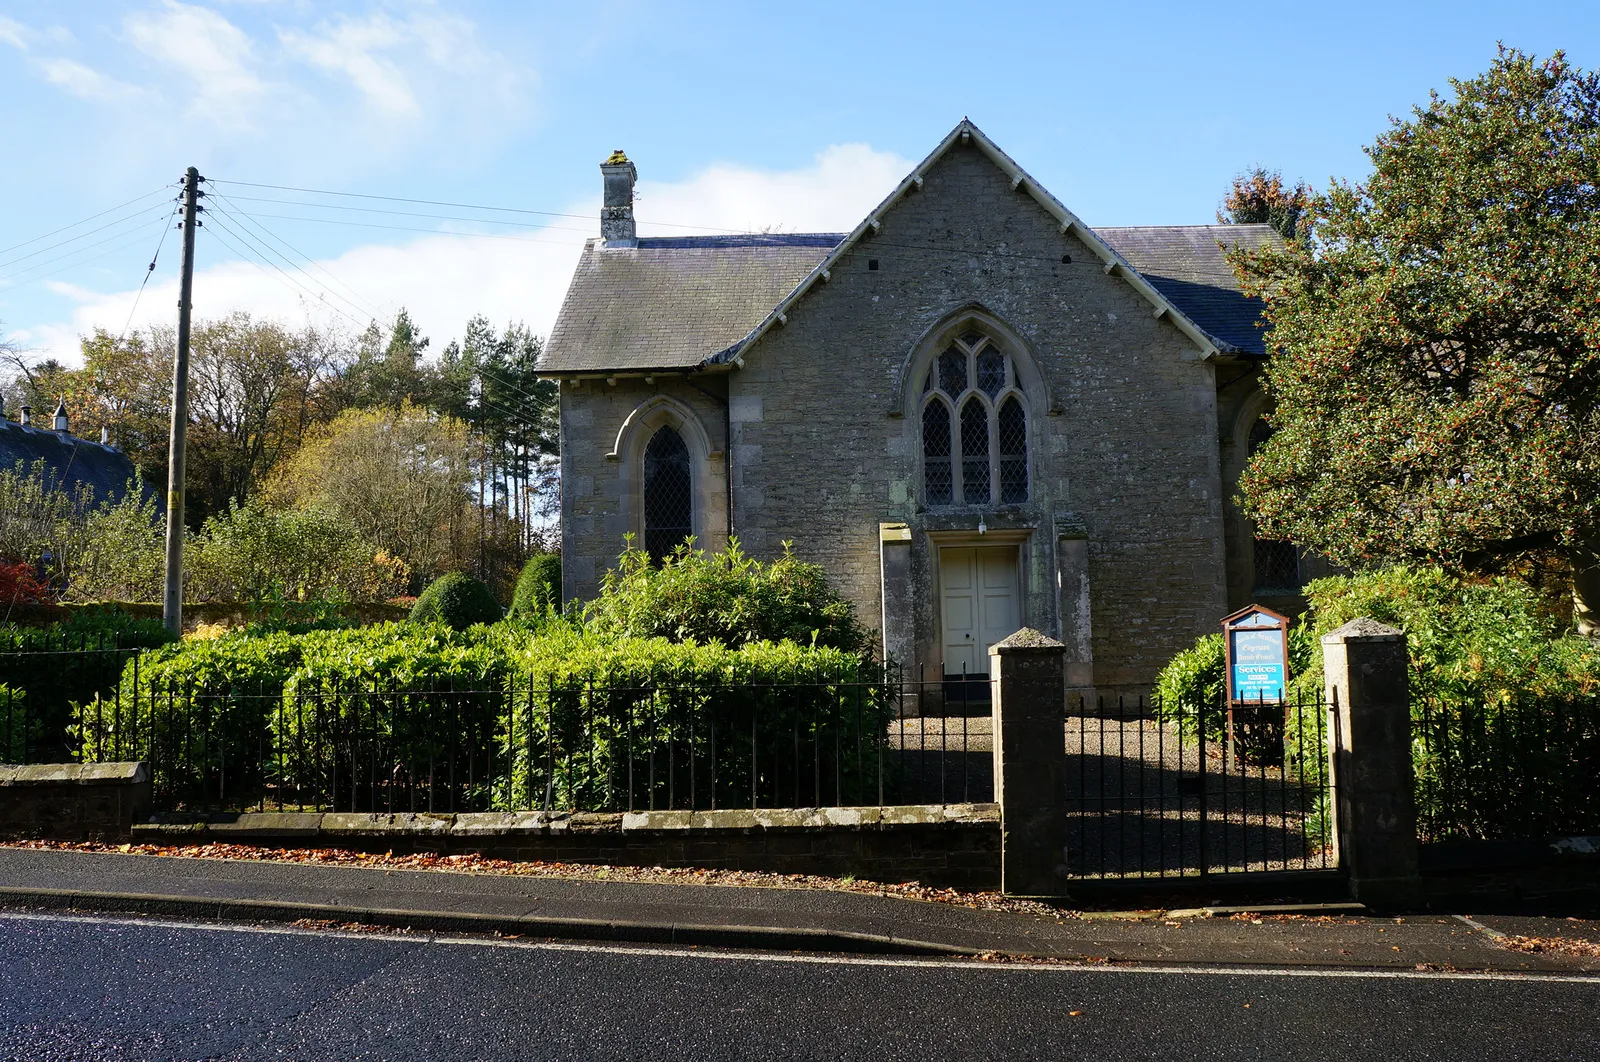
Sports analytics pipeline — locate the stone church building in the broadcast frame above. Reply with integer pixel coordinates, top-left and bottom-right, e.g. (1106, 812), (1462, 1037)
(539, 121), (1305, 694)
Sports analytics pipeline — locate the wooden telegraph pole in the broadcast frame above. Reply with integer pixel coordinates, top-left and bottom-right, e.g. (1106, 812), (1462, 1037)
(162, 167), (201, 636)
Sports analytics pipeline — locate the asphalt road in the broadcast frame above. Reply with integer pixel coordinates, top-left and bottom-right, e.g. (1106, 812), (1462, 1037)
(2, 912), (1596, 1062)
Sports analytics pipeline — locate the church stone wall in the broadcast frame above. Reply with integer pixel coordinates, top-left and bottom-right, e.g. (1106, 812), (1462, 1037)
(727, 141), (1228, 693)
(558, 375), (728, 601)
(558, 141), (1229, 693)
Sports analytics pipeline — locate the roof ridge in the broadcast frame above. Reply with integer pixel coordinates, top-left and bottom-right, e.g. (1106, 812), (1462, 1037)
(709, 118), (1233, 367)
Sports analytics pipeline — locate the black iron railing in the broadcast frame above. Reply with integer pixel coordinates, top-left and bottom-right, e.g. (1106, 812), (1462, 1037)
(1070, 690), (1334, 879)
(58, 666), (998, 814)
(0, 631), (145, 763)
(1415, 692), (1600, 843)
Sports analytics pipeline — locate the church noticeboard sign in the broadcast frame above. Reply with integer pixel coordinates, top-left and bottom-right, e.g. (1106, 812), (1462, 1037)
(1221, 604), (1291, 703)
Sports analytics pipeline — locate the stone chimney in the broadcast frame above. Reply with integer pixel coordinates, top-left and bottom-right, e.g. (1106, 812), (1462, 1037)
(19, 404), (31, 426)
(53, 397), (68, 433)
(600, 149), (637, 249)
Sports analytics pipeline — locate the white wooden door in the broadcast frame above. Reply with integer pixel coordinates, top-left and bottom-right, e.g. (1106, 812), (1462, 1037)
(939, 545), (1020, 677)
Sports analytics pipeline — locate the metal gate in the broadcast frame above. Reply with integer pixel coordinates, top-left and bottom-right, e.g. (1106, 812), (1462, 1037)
(1064, 691), (1336, 879)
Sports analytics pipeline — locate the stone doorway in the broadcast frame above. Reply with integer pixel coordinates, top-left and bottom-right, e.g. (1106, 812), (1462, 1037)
(938, 544), (1019, 684)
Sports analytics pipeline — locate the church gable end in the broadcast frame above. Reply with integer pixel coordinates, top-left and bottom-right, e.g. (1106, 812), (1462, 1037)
(552, 123), (1257, 693)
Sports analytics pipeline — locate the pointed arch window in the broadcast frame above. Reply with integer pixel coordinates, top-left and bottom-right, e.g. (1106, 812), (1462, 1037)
(643, 426), (693, 560)
(919, 332), (1029, 505)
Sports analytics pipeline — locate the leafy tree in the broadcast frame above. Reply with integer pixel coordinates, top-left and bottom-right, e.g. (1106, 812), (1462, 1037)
(266, 402), (476, 588)
(188, 499), (409, 604)
(1218, 167), (1312, 241)
(71, 328), (172, 478)
(184, 313), (341, 524)
(0, 460), (163, 603)
(1230, 48), (1600, 636)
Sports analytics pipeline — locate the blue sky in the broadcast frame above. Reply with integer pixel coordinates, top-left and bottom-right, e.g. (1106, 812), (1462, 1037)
(1, 0), (1594, 362)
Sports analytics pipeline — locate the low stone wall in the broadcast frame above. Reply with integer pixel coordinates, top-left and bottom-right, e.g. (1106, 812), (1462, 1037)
(0, 763), (151, 841)
(137, 804), (1002, 889)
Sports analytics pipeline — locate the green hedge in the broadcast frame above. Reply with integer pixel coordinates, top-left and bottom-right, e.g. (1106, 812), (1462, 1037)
(77, 619), (890, 811)
(510, 554), (562, 620)
(409, 572), (502, 630)
(584, 540), (869, 654)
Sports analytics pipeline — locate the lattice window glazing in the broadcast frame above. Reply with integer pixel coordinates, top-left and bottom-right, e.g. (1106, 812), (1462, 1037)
(1253, 538), (1302, 591)
(920, 330), (1029, 506)
(642, 426), (693, 561)
(922, 400), (953, 505)
(976, 349), (1005, 398)
(997, 396), (1028, 502)
(938, 347), (967, 397)
(960, 398), (990, 504)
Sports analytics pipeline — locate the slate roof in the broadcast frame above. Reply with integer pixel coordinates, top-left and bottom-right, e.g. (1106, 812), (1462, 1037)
(0, 419), (146, 506)
(537, 224), (1279, 374)
(538, 234), (844, 373)
(1098, 223), (1281, 356)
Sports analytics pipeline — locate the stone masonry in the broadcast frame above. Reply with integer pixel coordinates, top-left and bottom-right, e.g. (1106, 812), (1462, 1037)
(546, 122), (1269, 695)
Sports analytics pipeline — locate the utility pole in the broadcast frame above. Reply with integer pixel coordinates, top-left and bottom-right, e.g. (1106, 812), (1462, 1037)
(162, 167), (202, 636)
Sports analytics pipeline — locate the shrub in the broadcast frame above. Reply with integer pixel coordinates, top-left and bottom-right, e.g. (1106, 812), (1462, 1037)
(187, 499), (410, 605)
(509, 554), (562, 620)
(409, 572), (502, 630)
(503, 627), (893, 810)
(1150, 567), (1600, 833)
(584, 539), (868, 654)
(75, 617), (891, 812)
(0, 561), (48, 606)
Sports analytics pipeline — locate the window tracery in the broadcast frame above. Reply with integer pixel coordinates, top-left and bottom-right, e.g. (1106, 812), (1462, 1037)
(918, 331), (1029, 506)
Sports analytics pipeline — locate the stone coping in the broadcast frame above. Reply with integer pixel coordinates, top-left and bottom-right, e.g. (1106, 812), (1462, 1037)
(137, 803), (999, 839)
(0, 762), (148, 786)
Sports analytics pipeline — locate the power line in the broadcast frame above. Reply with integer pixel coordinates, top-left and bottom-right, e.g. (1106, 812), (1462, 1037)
(208, 208), (594, 249)
(206, 201), (378, 326)
(214, 197), (1108, 270)
(207, 193), (389, 321)
(209, 175), (1098, 266)
(217, 192), (601, 237)
(0, 216), (170, 290)
(208, 178), (745, 234)
(202, 218), (366, 331)
(117, 202), (182, 344)
(0, 202), (175, 273)
(0, 184), (174, 259)
(477, 365), (554, 410)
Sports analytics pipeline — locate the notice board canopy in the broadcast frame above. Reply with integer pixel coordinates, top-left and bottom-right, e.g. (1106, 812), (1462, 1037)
(1221, 603), (1291, 704)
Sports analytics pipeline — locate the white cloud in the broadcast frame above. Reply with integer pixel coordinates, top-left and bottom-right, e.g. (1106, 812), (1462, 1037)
(36, 58), (141, 104)
(278, 9), (524, 123)
(25, 143), (913, 364)
(634, 144), (913, 235)
(124, 0), (271, 125)
(279, 14), (418, 116)
(0, 16), (28, 50)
